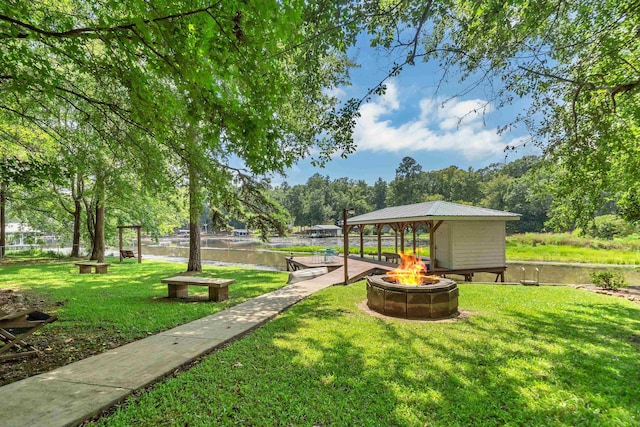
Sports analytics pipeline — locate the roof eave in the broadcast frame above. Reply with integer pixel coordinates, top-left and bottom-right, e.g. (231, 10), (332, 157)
(348, 215), (521, 225)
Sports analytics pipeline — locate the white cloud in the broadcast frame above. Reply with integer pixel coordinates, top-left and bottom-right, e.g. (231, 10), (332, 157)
(325, 86), (346, 101)
(354, 82), (524, 160)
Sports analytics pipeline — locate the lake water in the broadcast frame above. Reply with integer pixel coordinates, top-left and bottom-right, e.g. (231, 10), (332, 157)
(142, 237), (640, 285)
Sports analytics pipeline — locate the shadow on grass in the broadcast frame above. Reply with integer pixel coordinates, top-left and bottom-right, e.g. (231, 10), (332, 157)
(96, 284), (640, 426)
(0, 260), (290, 387)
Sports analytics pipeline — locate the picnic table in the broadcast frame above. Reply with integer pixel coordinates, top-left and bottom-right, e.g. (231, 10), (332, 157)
(161, 276), (235, 302)
(75, 262), (110, 274)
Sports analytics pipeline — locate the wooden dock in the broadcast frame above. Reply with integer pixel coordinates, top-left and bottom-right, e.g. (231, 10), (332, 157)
(286, 256), (343, 272)
(287, 254), (506, 284)
(287, 256), (395, 285)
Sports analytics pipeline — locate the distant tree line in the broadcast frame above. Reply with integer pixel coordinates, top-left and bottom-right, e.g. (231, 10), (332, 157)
(270, 155), (630, 236)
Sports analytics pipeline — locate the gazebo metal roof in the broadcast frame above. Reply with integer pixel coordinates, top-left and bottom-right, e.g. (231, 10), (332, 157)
(311, 225), (341, 230)
(347, 201), (520, 225)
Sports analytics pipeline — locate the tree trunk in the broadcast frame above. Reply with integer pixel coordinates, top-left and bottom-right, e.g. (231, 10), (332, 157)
(71, 199), (82, 257)
(70, 175), (82, 258)
(85, 198), (95, 256)
(92, 172), (106, 263)
(85, 172), (105, 262)
(0, 180), (6, 259)
(187, 163), (201, 272)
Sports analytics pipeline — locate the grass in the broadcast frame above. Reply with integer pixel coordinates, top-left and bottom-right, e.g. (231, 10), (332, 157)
(1, 248), (67, 262)
(0, 259), (288, 379)
(507, 232), (640, 251)
(505, 243), (640, 264)
(93, 282), (640, 426)
(505, 233), (640, 264)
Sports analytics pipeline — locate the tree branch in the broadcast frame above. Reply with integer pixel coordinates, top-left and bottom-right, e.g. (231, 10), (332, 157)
(0, 3), (224, 40)
(406, 0), (433, 65)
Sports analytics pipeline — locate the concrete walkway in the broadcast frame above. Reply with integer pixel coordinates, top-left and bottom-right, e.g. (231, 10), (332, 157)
(1, 275), (340, 427)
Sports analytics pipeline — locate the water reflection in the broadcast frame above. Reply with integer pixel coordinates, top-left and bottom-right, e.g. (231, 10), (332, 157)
(473, 263), (640, 285)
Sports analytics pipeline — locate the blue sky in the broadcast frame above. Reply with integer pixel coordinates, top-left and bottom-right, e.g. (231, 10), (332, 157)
(280, 38), (540, 186)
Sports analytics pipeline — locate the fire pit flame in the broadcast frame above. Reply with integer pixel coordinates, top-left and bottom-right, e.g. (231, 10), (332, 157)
(386, 253), (439, 286)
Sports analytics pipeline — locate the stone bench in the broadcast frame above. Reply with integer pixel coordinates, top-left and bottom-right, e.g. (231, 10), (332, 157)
(75, 262), (110, 274)
(160, 276), (235, 302)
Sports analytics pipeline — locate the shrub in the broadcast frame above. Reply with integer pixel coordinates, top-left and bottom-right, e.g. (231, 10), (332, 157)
(590, 271), (627, 290)
(586, 215), (636, 240)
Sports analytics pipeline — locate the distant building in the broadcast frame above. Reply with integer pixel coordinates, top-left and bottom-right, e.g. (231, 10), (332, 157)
(6, 223), (39, 246)
(233, 229), (249, 237)
(175, 229), (189, 238)
(307, 225), (342, 238)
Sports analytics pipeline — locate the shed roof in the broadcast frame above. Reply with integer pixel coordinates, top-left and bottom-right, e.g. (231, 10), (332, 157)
(347, 201), (520, 225)
(311, 225), (341, 230)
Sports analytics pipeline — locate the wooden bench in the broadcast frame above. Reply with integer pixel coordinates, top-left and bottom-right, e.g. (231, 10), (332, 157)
(435, 267), (506, 282)
(75, 262), (110, 274)
(161, 276), (235, 302)
(381, 252), (401, 263)
(121, 250), (135, 259)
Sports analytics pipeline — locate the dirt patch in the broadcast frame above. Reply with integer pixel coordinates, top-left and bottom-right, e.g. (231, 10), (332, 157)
(0, 288), (130, 387)
(0, 288), (61, 319)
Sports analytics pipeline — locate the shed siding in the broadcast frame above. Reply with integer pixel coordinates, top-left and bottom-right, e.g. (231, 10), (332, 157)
(450, 221), (506, 269)
(434, 223), (452, 269)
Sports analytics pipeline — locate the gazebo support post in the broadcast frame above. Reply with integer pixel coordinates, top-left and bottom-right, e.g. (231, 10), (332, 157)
(137, 226), (142, 264)
(119, 228), (123, 263)
(343, 222), (348, 285)
(400, 223), (406, 254)
(412, 223), (417, 254)
(394, 226), (398, 253)
(342, 208), (355, 285)
(376, 224), (382, 261)
(359, 226), (364, 258)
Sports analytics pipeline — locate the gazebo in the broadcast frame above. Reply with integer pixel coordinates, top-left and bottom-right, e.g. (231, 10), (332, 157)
(344, 201), (520, 281)
(117, 225), (142, 263)
(308, 224), (342, 237)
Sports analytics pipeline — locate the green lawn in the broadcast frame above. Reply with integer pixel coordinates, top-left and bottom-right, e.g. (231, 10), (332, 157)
(1, 248), (67, 262)
(2, 259), (288, 339)
(505, 243), (640, 264)
(0, 259), (289, 383)
(94, 282), (640, 427)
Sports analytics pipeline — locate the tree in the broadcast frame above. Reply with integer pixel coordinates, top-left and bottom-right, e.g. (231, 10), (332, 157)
(388, 157), (424, 206)
(0, 121), (59, 257)
(370, 178), (387, 210)
(360, 0), (639, 227)
(1, 2), (362, 270)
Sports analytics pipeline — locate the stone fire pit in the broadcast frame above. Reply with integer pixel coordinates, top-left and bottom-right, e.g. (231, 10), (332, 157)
(366, 275), (458, 319)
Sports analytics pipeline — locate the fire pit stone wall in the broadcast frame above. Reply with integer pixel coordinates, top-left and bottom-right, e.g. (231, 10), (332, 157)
(366, 275), (458, 319)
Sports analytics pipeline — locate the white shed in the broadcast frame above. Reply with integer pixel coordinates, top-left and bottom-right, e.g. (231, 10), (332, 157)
(345, 201), (520, 281)
(434, 220), (506, 269)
